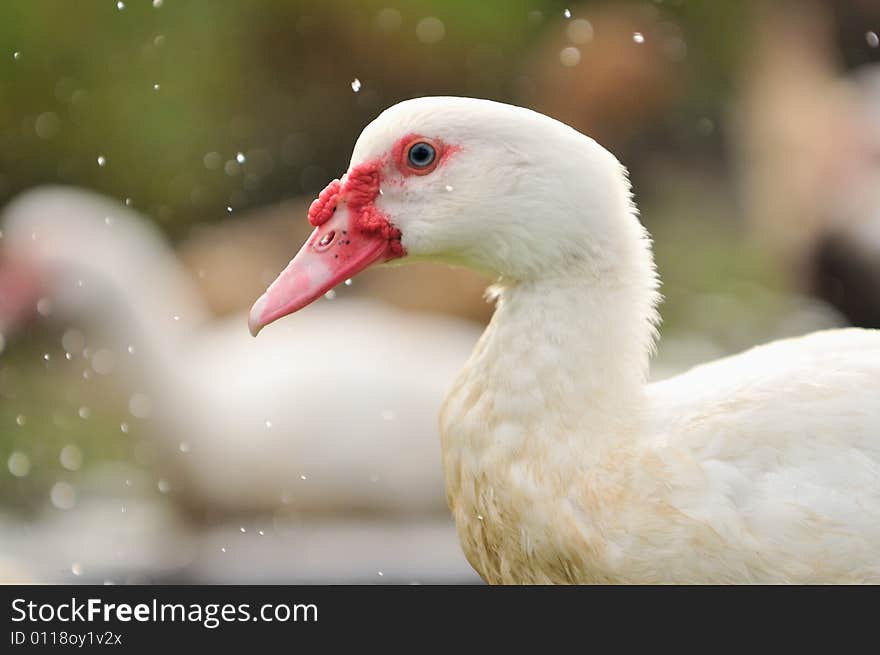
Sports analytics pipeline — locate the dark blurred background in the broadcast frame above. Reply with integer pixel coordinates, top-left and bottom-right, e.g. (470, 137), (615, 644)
(1, 0), (879, 583)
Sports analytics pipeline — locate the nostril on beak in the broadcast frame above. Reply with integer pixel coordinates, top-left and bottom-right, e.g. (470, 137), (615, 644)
(316, 230), (336, 250)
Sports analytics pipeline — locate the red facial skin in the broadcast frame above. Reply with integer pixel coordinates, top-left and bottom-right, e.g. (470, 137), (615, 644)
(248, 134), (457, 335)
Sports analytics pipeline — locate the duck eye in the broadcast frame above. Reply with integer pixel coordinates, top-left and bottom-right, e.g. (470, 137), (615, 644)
(407, 142), (436, 169)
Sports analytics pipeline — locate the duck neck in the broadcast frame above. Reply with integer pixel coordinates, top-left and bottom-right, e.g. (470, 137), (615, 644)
(443, 258), (660, 456)
(508, 272), (654, 415)
(54, 240), (210, 393)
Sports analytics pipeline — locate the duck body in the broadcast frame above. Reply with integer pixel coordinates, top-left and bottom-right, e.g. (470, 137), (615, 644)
(251, 96), (880, 583)
(444, 314), (880, 583)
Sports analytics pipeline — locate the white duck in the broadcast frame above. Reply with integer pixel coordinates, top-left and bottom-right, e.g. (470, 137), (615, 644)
(250, 96), (880, 583)
(0, 186), (480, 515)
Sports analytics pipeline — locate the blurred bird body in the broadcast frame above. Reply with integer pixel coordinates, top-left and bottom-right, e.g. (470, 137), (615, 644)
(0, 187), (480, 514)
(253, 97), (880, 583)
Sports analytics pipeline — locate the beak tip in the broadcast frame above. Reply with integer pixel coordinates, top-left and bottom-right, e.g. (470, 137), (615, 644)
(248, 294), (267, 337)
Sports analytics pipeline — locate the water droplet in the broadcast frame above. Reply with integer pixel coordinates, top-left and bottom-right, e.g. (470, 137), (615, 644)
(240, 527), (246, 533)
(60, 445), (83, 471)
(124, 197), (132, 206)
(92, 349), (115, 375)
(129, 392), (152, 418)
(324, 289), (336, 300)
(179, 441), (190, 453)
(15, 414), (26, 427)
(62, 329), (85, 353)
(157, 478), (171, 493)
(35, 297), (54, 317)
(120, 422), (129, 434)
(203, 151), (222, 170)
(376, 8), (402, 33)
(127, 345), (135, 354)
(152, 83), (160, 91)
(344, 278), (353, 286)
(153, 35), (165, 47)
(300, 474), (307, 480)
(97, 155), (106, 167)
(50, 482), (76, 510)
(65, 352), (72, 360)
(477, 514), (484, 521)
(566, 18), (593, 44)
(13, 51), (21, 60)
(7, 452), (30, 477)
(42, 353), (50, 362)
(633, 32), (645, 44)
(445, 185), (454, 192)
(226, 206), (232, 213)
(559, 46), (581, 67)
(78, 406), (91, 420)
(71, 562), (83, 576)
(563, 8), (571, 19)
(235, 152), (246, 164)
(35, 112), (61, 139)
(104, 216), (114, 226)
(868, 31), (879, 48)
(351, 78), (361, 92)
(152, 0), (163, 7)
(415, 16), (445, 44)
(258, 530), (264, 536)
(265, 420), (272, 429)
(172, 314), (180, 322)
(377, 571), (384, 576)
(116, 1), (125, 10)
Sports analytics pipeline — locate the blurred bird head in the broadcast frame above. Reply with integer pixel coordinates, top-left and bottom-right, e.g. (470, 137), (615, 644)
(0, 186), (206, 345)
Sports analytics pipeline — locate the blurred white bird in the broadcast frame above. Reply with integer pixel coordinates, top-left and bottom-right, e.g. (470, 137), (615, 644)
(0, 186), (481, 516)
(252, 97), (880, 584)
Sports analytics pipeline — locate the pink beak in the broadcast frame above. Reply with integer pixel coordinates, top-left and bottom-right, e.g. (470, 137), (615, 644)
(248, 204), (397, 336)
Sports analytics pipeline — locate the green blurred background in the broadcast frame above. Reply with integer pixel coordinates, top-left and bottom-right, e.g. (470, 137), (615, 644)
(0, 0), (748, 231)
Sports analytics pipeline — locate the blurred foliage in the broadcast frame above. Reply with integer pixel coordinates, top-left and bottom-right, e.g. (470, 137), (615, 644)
(1, 0), (751, 239)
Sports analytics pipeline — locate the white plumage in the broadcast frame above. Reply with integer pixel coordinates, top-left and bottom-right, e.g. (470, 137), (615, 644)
(255, 97), (880, 583)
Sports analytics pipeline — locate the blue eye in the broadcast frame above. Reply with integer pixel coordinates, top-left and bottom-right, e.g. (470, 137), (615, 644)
(407, 142), (436, 169)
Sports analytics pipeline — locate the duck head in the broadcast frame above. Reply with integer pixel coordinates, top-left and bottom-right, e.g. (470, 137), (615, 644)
(249, 96), (644, 335)
(0, 186), (207, 345)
